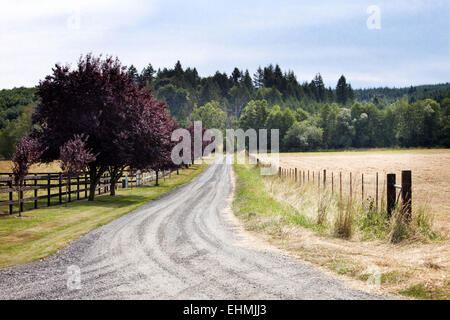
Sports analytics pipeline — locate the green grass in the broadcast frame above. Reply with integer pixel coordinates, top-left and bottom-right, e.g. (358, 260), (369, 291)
(0, 164), (207, 269)
(233, 163), (317, 233)
(399, 282), (450, 300)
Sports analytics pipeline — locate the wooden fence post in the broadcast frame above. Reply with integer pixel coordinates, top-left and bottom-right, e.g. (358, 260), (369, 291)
(278, 167), (281, 178)
(323, 170), (326, 189)
(401, 170), (412, 220)
(34, 174), (38, 209)
(8, 174), (13, 214)
(20, 179), (24, 213)
(387, 173), (396, 217)
(77, 176), (80, 200)
(84, 173), (88, 198)
(58, 173), (62, 204)
(295, 168), (298, 182)
(339, 172), (342, 201)
(68, 175), (72, 202)
(47, 173), (51, 206)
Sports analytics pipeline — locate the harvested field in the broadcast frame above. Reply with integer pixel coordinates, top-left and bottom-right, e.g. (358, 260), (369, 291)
(0, 160), (61, 173)
(259, 149), (450, 234)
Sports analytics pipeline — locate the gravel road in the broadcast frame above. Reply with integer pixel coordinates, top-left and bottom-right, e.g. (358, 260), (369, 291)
(0, 157), (383, 299)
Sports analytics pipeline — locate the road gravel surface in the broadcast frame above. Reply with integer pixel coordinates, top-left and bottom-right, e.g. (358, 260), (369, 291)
(0, 157), (383, 299)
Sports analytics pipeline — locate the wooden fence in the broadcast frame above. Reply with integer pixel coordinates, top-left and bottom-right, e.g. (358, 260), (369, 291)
(253, 155), (412, 218)
(0, 169), (173, 215)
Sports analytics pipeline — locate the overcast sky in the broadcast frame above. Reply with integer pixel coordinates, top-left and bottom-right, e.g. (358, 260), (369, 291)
(0, 0), (449, 89)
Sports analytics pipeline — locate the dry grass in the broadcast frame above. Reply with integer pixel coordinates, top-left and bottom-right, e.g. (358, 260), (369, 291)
(0, 160), (61, 173)
(233, 162), (450, 299)
(259, 149), (450, 235)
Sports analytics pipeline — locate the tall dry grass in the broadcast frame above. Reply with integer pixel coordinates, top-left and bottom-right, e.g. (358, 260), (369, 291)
(264, 173), (440, 243)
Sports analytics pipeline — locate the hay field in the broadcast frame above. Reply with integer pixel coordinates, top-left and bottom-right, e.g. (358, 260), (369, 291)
(260, 149), (450, 233)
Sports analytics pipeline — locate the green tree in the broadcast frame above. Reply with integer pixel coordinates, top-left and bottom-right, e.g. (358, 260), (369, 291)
(265, 105), (296, 140)
(336, 75), (353, 105)
(238, 100), (269, 131)
(191, 101), (227, 130)
(283, 120), (323, 151)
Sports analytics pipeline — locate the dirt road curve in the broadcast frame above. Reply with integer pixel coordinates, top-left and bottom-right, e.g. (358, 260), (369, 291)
(0, 157), (383, 299)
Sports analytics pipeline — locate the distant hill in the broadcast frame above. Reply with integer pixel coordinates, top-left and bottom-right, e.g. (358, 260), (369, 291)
(353, 83), (450, 105)
(0, 87), (37, 159)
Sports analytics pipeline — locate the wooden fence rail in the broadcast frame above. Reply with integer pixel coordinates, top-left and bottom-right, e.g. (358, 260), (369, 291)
(0, 169), (174, 215)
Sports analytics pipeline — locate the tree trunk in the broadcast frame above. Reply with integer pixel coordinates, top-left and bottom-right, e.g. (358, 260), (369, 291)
(108, 166), (125, 196)
(88, 164), (106, 201)
(155, 171), (159, 186)
(110, 180), (116, 196)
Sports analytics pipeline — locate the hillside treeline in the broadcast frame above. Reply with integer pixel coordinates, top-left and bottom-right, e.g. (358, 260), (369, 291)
(1, 62), (450, 158)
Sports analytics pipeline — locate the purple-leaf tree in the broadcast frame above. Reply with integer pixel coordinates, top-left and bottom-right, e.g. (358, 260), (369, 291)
(33, 54), (140, 200)
(60, 134), (96, 193)
(12, 137), (45, 216)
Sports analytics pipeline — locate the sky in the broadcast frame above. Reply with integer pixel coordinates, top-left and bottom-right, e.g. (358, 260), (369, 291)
(0, 0), (449, 89)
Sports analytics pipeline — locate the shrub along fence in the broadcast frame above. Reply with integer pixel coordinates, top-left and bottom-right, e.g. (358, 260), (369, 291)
(253, 156), (412, 219)
(0, 169), (175, 215)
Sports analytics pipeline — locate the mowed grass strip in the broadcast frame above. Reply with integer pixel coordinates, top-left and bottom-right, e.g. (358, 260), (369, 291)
(233, 163), (316, 233)
(0, 164), (207, 269)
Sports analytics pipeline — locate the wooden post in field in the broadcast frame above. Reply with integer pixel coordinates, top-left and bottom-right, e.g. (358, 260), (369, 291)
(303, 171), (305, 184)
(375, 172), (379, 212)
(339, 172), (342, 201)
(387, 173), (396, 217)
(278, 167), (281, 178)
(323, 170), (326, 189)
(58, 173), (62, 204)
(401, 170), (412, 220)
(47, 173), (51, 206)
(308, 170), (309, 182)
(34, 174), (38, 209)
(295, 168), (298, 182)
(312, 171), (314, 184)
(8, 174), (13, 214)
